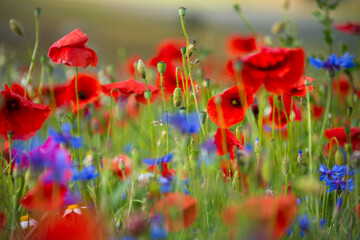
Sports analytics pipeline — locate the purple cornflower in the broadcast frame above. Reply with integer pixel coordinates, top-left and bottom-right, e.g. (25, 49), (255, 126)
(309, 52), (355, 72)
(49, 123), (82, 149)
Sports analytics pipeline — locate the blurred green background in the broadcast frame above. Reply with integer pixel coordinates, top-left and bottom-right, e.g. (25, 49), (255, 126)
(0, 0), (359, 65)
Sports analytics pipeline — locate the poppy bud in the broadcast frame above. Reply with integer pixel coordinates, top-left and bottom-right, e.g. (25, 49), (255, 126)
(180, 47), (187, 56)
(233, 3), (241, 12)
(297, 150), (303, 164)
(157, 61), (166, 75)
(178, 7), (186, 17)
(334, 150), (344, 166)
(7, 130), (14, 141)
(345, 143), (352, 155)
(9, 19), (24, 37)
(144, 90), (152, 100)
(40, 56), (47, 65)
(282, 158), (289, 176)
(173, 87), (183, 108)
(34, 7), (41, 18)
(137, 59), (146, 79)
(347, 106), (353, 117)
(271, 21), (285, 35)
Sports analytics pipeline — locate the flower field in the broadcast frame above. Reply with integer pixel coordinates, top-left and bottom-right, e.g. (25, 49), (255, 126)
(1, 1), (360, 239)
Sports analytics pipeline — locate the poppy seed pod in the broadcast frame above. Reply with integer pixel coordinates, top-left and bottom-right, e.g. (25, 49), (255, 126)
(34, 7), (41, 18)
(157, 61), (166, 75)
(144, 90), (152, 100)
(180, 47), (187, 56)
(334, 150), (344, 166)
(137, 59), (146, 79)
(179, 7), (186, 17)
(9, 19), (24, 37)
(173, 87), (183, 108)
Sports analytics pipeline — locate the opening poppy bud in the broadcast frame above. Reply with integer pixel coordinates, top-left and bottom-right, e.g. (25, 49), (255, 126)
(173, 87), (183, 108)
(271, 21), (285, 35)
(144, 90), (152, 100)
(9, 19), (24, 37)
(7, 130), (14, 141)
(157, 61), (166, 75)
(34, 7), (41, 18)
(137, 59), (147, 79)
(347, 106), (353, 117)
(180, 47), (187, 56)
(334, 150), (344, 166)
(178, 7), (186, 17)
(202, 78), (210, 88)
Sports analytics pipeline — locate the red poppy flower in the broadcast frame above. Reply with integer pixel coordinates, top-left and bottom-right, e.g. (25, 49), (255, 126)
(41, 83), (70, 108)
(68, 73), (101, 113)
(101, 77), (160, 104)
(333, 22), (360, 35)
(214, 128), (244, 160)
(226, 34), (258, 57)
(152, 192), (198, 231)
(109, 154), (132, 181)
(332, 75), (350, 96)
(32, 210), (106, 240)
(241, 47), (305, 94)
(325, 127), (360, 150)
(0, 85), (50, 140)
(287, 76), (314, 97)
(207, 84), (254, 129)
(48, 29), (98, 68)
(20, 180), (67, 211)
(222, 195), (298, 239)
(267, 94), (301, 129)
(312, 104), (324, 119)
(355, 204), (360, 219)
(9, 82), (32, 100)
(148, 39), (184, 67)
(0, 212), (4, 233)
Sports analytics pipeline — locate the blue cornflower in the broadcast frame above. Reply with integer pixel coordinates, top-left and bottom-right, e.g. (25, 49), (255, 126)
(309, 52), (355, 72)
(49, 123), (82, 149)
(165, 112), (201, 134)
(299, 214), (310, 237)
(72, 165), (99, 181)
(159, 176), (172, 194)
(325, 177), (355, 193)
(150, 214), (167, 239)
(319, 164), (347, 181)
(143, 153), (174, 166)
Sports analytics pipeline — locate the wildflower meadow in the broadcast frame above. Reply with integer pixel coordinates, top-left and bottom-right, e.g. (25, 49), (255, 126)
(1, 0), (360, 239)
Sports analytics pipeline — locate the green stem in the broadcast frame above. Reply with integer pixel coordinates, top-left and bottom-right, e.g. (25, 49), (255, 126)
(24, 14), (40, 97)
(180, 15), (205, 137)
(160, 73), (169, 153)
(74, 67), (80, 137)
(142, 77), (155, 157)
(38, 61), (45, 103)
(234, 5), (257, 35)
(306, 83), (313, 175)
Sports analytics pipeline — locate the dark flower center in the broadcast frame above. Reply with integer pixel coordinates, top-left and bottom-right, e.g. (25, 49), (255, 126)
(231, 98), (242, 108)
(6, 99), (21, 112)
(78, 91), (87, 100)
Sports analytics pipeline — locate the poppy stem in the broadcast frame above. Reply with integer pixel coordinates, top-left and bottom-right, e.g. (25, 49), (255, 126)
(159, 72), (169, 153)
(306, 80), (313, 175)
(74, 67), (81, 137)
(180, 15), (205, 137)
(233, 4), (257, 35)
(142, 77), (155, 157)
(24, 11), (40, 98)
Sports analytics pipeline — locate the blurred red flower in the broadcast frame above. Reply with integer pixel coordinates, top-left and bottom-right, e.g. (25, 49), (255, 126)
(68, 73), (101, 113)
(41, 83), (70, 108)
(242, 47), (305, 94)
(214, 128), (244, 160)
(155, 62), (190, 96)
(20, 180), (67, 211)
(32, 209), (106, 240)
(222, 195), (298, 239)
(333, 22), (360, 35)
(325, 127), (360, 150)
(332, 75), (350, 96)
(152, 192), (198, 231)
(101, 77), (160, 104)
(207, 84), (254, 129)
(110, 154), (132, 181)
(0, 211), (5, 233)
(226, 34), (258, 57)
(148, 39), (184, 67)
(0, 84), (50, 140)
(287, 76), (314, 97)
(48, 29), (98, 68)
(312, 104), (324, 119)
